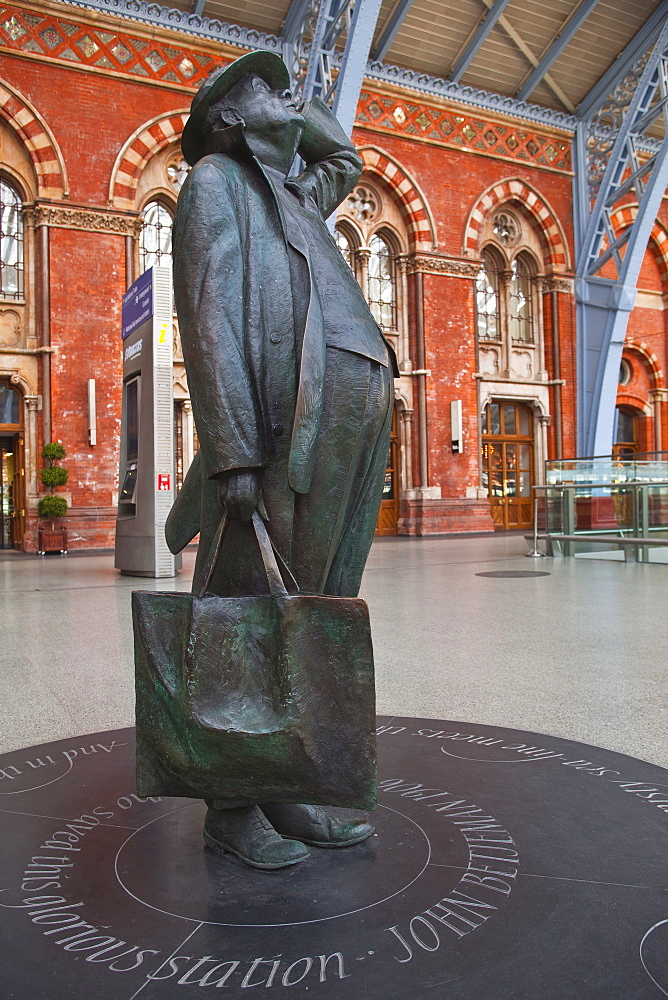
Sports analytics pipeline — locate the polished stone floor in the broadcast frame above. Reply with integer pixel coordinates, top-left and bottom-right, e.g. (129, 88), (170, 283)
(2, 533), (667, 766)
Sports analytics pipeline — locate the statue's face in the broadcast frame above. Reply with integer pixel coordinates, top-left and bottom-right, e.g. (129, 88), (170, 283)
(236, 76), (304, 132)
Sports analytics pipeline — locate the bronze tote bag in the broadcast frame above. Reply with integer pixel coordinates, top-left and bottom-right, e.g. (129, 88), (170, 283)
(133, 513), (377, 809)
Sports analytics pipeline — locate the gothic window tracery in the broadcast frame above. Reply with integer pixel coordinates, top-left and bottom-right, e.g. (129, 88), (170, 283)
(140, 200), (174, 273)
(475, 204), (543, 379)
(166, 156), (190, 193)
(508, 253), (534, 344)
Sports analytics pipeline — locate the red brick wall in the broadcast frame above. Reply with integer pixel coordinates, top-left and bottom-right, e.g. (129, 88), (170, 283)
(49, 228), (125, 506)
(1, 13), (586, 545)
(2, 55), (188, 206)
(422, 272), (479, 495)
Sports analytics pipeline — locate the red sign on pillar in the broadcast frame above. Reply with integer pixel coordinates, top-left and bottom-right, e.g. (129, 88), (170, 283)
(157, 473), (171, 491)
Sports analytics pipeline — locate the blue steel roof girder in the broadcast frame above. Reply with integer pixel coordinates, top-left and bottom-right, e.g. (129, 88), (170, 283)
(371, 0), (416, 62)
(574, 14), (668, 455)
(332, 0), (385, 135)
(578, 0), (668, 117)
(284, 0), (383, 137)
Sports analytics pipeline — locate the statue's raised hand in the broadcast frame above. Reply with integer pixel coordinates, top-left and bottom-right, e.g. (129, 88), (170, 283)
(216, 469), (263, 522)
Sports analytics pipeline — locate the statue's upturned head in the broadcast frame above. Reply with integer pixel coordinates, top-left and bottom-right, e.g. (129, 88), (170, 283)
(182, 51), (296, 166)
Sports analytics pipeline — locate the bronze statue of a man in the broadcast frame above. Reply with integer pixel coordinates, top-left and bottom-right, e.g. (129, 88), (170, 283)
(166, 51), (397, 869)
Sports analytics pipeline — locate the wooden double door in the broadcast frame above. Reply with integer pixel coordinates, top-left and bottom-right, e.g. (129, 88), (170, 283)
(0, 433), (24, 549)
(482, 401), (534, 531)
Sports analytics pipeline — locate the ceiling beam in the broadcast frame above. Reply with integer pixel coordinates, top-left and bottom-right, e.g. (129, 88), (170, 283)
(578, 0), (668, 117)
(449, 0), (513, 83)
(484, 0), (576, 112)
(191, 0), (206, 14)
(515, 0), (603, 101)
(371, 0), (416, 62)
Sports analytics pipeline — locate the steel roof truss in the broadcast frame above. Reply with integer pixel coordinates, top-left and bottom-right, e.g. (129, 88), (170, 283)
(574, 15), (668, 455)
(371, 0), (416, 62)
(580, 20), (668, 279)
(285, 0), (383, 137)
(589, 224), (630, 276)
(607, 152), (655, 207)
(578, 0), (668, 117)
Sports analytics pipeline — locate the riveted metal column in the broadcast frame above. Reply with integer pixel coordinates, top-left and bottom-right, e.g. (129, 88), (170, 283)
(284, 0), (383, 136)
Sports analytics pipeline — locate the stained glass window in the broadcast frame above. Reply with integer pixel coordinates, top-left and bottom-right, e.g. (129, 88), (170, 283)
(0, 179), (24, 299)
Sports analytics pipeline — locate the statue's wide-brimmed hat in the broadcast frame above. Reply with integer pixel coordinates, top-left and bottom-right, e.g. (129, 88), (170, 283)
(182, 51), (290, 165)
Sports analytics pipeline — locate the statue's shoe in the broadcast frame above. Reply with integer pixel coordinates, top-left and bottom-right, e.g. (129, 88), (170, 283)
(261, 802), (375, 848)
(203, 805), (310, 870)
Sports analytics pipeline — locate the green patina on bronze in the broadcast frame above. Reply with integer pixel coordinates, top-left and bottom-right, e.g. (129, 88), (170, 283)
(133, 50), (397, 817)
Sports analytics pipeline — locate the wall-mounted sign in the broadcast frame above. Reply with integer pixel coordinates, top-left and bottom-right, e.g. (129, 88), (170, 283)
(121, 269), (153, 340)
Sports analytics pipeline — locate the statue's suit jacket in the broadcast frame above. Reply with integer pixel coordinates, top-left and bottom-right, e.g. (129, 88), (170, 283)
(167, 98), (395, 596)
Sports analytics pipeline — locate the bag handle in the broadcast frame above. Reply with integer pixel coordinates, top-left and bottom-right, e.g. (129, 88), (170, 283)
(198, 510), (298, 598)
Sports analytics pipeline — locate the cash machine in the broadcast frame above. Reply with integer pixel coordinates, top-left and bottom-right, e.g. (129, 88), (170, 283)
(114, 266), (177, 577)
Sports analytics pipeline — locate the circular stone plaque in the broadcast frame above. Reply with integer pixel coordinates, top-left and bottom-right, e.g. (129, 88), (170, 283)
(1, 718), (667, 999)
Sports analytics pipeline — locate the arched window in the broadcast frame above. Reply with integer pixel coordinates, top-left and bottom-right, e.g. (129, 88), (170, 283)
(0, 178), (24, 299)
(368, 232), (395, 330)
(475, 249), (501, 341)
(140, 201), (173, 273)
(335, 227), (354, 270)
(508, 253), (534, 343)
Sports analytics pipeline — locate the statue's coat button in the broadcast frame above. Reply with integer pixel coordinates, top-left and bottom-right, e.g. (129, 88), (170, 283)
(272, 423), (284, 437)
(270, 333), (282, 344)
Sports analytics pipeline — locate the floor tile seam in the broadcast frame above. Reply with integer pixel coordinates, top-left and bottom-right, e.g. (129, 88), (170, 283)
(0, 808), (136, 830)
(428, 864), (665, 891)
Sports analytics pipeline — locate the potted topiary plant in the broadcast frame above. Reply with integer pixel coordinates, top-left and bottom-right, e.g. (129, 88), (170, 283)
(37, 442), (69, 554)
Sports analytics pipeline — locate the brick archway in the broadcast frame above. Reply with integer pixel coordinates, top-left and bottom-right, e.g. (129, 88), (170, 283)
(357, 146), (437, 252)
(623, 339), (664, 391)
(0, 81), (68, 198)
(611, 206), (668, 288)
(464, 178), (569, 269)
(109, 111), (189, 210)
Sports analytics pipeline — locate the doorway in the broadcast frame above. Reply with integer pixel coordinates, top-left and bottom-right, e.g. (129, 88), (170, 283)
(0, 434), (23, 548)
(0, 383), (24, 549)
(613, 406), (639, 459)
(482, 401), (534, 530)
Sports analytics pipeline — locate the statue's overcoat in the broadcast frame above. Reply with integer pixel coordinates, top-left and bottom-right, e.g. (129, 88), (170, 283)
(167, 99), (395, 598)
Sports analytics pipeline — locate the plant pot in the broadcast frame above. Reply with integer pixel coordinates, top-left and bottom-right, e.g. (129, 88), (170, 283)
(38, 527), (68, 554)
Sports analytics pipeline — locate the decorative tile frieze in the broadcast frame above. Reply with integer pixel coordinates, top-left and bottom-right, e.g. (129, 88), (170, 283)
(1, 2), (570, 182)
(0, 3), (218, 87)
(356, 91), (572, 173)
